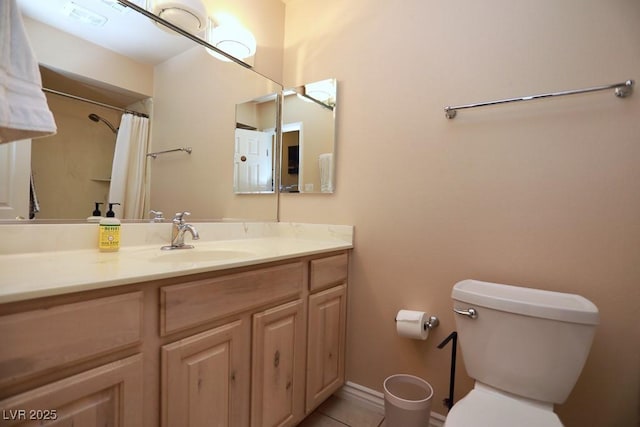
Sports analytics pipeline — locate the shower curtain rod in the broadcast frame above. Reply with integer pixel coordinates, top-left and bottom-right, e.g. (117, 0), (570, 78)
(42, 88), (149, 118)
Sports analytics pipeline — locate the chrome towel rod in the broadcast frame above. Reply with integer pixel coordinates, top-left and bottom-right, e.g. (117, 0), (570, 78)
(146, 147), (192, 159)
(444, 79), (634, 119)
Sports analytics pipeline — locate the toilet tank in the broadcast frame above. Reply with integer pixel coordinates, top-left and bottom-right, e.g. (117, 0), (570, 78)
(452, 279), (599, 404)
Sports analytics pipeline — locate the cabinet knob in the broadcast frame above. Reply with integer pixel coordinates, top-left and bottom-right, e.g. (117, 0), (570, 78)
(274, 350), (280, 367)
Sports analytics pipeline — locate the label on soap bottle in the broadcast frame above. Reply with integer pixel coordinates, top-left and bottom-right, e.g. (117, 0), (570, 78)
(99, 223), (120, 252)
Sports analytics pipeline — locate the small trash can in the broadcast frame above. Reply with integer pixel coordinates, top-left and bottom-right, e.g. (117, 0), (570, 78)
(383, 374), (434, 427)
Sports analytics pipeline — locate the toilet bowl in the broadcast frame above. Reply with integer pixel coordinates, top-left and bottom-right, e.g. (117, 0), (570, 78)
(445, 383), (563, 427)
(444, 279), (599, 427)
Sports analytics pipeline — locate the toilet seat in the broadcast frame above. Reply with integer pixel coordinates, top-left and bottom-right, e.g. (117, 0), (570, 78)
(444, 383), (564, 427)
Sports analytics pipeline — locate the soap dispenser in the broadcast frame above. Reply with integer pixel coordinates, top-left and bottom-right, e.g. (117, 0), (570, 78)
(99, 203), (121, 252)
(87, 202), (104, 223)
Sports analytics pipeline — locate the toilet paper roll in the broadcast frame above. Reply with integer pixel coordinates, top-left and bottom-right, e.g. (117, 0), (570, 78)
(396, 309), (429, 340)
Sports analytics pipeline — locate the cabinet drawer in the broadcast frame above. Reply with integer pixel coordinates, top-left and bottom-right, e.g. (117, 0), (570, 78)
(0, 292), (143, 385)
(309, 253), (348, 292)
(161, 262), (303, 335)
(0, 354), (143, 427)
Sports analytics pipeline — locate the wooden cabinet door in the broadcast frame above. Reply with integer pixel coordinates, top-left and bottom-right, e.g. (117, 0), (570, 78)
(0, 354), (143, 426)
(251, 299), (305, 427)
(306, 285), (347, 413)
(161, 320), (250, 427)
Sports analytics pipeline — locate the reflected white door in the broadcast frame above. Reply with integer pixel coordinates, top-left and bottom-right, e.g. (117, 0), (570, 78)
(0, 139), (31, 219)
(234, 128), (273, 193)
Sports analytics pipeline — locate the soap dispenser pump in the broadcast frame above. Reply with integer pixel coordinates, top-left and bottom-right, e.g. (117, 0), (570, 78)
(87, 202), (104, 223)
(99, 203), (121, 252)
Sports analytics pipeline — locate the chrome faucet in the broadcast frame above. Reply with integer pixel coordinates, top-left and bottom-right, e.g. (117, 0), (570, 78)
(149, 210), (165, 223)
(161, 212), (200, 250)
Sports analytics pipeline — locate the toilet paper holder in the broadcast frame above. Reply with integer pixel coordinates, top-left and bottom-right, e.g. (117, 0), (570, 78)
(394, 314), (440, 330)
(424, 315), (439, 330)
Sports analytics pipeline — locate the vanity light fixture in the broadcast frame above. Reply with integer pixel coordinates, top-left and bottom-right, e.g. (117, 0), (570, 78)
(304, 79), (336, 106)
(147, 0), (208, 35)
(205, 16), (257, 62)
(294, 79), (336, 110)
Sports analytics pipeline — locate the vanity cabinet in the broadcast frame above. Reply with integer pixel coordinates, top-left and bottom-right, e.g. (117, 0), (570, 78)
(0, 355), (143, 427)
(0, 250), (349, 427)
(306, 254), (349, 413)
(161, 320), (250, 427)
(251, 299), (306, 427)
(0, 292), (144, 427)
(306, 285), (347, 412)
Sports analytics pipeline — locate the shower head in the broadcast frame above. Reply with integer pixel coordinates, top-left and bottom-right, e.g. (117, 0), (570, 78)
(88, 113), (118, 134)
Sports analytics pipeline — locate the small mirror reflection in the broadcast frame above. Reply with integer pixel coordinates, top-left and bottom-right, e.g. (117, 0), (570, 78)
(281, 78), (337, 194)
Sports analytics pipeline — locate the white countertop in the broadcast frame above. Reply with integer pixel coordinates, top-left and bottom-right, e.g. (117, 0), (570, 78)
(0, 222), (353, 304)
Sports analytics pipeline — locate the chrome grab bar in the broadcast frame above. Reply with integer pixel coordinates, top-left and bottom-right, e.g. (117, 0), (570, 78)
(453, 307), (478, 319)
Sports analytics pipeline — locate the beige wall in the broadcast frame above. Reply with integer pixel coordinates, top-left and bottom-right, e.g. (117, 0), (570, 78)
(281, 0), (640, 426)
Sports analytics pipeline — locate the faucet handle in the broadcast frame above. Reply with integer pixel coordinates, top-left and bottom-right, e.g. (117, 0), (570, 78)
(149, 210), (164, 223)
(173, 211), (191, 223)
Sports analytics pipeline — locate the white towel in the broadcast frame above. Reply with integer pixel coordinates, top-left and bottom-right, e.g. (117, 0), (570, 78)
(0, 0), (56, 144)
(319, 152), (334, 193)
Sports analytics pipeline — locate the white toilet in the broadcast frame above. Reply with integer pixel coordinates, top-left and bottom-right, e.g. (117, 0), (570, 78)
(444, 279), (599, 427)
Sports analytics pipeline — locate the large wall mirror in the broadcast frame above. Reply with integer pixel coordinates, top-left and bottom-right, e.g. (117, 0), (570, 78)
(5, 0), (282, 222)
(281, 79), (337, 193)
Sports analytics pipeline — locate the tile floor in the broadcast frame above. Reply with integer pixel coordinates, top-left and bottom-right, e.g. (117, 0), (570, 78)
(298, 395), (387, 427)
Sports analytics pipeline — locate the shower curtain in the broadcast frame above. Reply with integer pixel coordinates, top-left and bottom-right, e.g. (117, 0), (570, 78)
(108, 113), (149, 219)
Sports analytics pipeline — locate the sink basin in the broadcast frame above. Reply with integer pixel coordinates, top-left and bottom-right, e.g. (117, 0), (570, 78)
(149, 249), (254, 263)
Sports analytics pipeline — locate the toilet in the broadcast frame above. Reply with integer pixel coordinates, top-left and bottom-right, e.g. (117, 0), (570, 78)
(444, 279), (599, 427)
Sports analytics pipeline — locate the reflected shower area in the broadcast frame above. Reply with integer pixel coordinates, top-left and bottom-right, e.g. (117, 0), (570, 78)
(88, 113), (118, 134)
(30, 67), (150, 219)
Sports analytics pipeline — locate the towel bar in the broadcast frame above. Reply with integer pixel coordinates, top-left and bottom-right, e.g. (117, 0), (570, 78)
(444, 79), (634, 119)
(146, 147), (192, 159)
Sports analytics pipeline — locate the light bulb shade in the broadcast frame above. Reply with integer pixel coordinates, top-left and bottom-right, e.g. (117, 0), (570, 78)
(149, 0), (207, 34)
(206, 19), (257, 62)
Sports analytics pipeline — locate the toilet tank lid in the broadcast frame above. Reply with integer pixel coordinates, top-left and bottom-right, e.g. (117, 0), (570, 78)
(452, 280), (599, 325)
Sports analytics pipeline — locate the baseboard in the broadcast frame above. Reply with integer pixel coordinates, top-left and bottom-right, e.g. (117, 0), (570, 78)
(335, 381), (446, 427)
